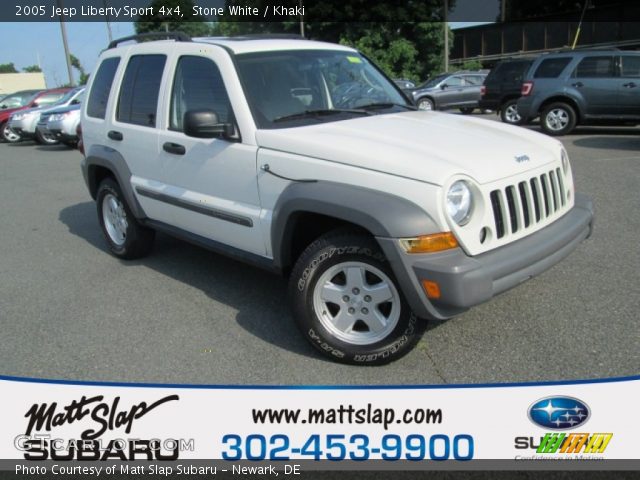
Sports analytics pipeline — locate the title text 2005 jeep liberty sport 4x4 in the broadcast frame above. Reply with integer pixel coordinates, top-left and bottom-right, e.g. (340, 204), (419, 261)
(80, 33), (594, 365)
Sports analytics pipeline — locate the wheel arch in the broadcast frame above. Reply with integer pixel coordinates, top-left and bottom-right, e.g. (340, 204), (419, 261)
(271, 181), (440, 271)
(83, 145), (146, 219)
(539, 95), (583, 121)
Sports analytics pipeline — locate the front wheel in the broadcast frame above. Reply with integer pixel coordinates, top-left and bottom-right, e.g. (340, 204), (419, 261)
(417, 98), (434, 111)
(540, 102), (577, 136)
(35, 129), (59, 145)
(289, 231), (423, 365)
(2, 122), (21, 143)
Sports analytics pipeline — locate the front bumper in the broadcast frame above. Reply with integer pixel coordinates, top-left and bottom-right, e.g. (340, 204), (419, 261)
(9, 116), (38, 137)
(378, 194), (594, 321)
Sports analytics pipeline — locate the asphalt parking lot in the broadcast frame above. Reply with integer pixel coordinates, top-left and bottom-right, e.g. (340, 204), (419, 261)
(0, 115), (638, 386)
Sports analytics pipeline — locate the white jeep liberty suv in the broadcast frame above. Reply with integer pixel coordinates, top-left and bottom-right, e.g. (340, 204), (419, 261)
(80, 33), (594, 365)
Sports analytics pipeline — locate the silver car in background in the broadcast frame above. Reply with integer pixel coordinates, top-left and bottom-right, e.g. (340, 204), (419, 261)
(10, 87), (84, 145)
(45, 104), (81, 147)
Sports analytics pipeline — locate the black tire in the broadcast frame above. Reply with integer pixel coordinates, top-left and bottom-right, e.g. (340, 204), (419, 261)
(35, 129), (59, 145)
(1, 121), (21, 143)
(540, 102), (577, 136)
(459, 107), (474, 114)
(416, 97), (434, 111)
(500, 98), (524, 125)
(96, 178), (155, 259)
(289, 230), (423, 365)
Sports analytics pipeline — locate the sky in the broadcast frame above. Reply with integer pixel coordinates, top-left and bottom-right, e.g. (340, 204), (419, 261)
(0, 21), (490, 88)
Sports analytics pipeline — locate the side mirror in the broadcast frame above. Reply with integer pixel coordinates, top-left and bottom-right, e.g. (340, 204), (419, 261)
(440, 83), (448, 90)
(71, 99), (80, 105)
(183, 109), (233, 139)
(0, 104), (6, 110)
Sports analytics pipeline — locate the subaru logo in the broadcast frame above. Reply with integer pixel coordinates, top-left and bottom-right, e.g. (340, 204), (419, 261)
(515, 154), (530, 163)
(528, 396), (590, 430)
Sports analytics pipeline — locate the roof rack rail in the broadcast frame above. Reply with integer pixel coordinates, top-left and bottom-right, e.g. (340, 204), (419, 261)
(225, 33), (306, 41)
(107, 32), (191, 49)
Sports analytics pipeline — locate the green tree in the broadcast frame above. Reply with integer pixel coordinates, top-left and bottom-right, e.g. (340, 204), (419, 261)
(215, 0), (454, 82)
(69, 54), (90, 85)
(23, 65), (42, 73)
(135, 0), (213, 37)
(0, 63), (18, 73)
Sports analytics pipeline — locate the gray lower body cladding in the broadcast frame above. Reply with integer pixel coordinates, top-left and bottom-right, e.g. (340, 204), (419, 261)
(378, 193), (594, 321)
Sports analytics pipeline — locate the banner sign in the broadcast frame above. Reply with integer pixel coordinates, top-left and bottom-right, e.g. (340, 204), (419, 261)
(1, 375), (639, 474)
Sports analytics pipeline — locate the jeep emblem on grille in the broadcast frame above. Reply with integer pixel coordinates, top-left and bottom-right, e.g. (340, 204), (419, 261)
(515, 154), (530, 163)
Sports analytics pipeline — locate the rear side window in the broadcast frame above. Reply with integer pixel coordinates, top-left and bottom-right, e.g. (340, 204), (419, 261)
(117, 54), (166, 127)
(444, 76), (464, 87)
(575, 56), (614, 78)
(87, 57), (120, 119)
(620, 56), (640, 77)
(492, 61), (531, 82)
(533, 58), (571, 78)
(169, 56), (232, 131)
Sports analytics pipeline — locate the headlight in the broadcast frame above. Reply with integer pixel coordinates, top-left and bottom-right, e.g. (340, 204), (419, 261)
(49, 114), (64, 122)
(561, 148), (569, 173)
(11, 113), (25, 121)
(446, 180), (473, 226)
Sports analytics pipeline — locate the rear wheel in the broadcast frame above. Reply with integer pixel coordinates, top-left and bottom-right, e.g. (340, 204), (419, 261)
(500, 99), (524, 125)
(540, 102), (577, 136)
(459, 107), (474, 114)
(289, 230), (423, 365)
(97, 178), (155, 259)
(1, 122), (21, 143)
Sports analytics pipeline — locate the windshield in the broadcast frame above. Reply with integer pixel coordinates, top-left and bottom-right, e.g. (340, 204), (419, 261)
(418, 74), (448, 89)
(236, 50), (409, 128)
(0, 92), (37, 109)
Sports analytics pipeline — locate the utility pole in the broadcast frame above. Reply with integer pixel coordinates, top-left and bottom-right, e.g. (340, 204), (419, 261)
(299, 0), (305, 37)
(103, 0), (113, 43)
(57, 0), (74, 86)
(443, 0), (449, 72)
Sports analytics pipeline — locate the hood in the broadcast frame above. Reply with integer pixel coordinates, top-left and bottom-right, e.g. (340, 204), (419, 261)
(0, 105), (28, 121)
(46, 104), (80, 115)
(255, 111), (562, 186)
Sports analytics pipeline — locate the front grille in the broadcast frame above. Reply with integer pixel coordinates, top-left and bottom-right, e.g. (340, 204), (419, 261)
(490, 168), (567, 239)
(38, 114), (51, 126)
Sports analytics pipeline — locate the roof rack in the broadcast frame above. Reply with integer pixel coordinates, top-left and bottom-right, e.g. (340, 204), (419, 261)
(107, 32), (191, 49)
(223, 34), (306, 41)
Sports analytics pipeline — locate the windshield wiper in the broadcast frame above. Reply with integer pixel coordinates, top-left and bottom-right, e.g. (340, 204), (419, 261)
(359, 102), (418, 111)
(273, 109), (371, 123)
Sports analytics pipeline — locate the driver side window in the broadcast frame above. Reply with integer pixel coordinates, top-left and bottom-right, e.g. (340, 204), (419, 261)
(170, 56), (232, 132)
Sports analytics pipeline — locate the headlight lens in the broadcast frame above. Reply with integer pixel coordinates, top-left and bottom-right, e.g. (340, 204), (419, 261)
(446, 180), (473, 226)
(11, 113), (25, 121)
(49, 114), (64, 122)
(561, 148), (569, 173)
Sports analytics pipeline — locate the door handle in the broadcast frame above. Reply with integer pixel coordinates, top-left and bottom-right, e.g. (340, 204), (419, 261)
(108, 130), (123, 141)
(623, 82), (637, 88)
(572, 82), (584, 88)
(163, 142), (186, 155)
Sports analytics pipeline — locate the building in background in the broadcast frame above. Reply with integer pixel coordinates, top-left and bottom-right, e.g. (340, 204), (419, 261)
(451, 0), (640, 67)
(0, 73), (46, 95)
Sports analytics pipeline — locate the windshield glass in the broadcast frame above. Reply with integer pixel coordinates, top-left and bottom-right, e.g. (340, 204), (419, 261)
(236, 50), (409, 128)
(418, 74), (448, 89)
(0, 92), (37, 109)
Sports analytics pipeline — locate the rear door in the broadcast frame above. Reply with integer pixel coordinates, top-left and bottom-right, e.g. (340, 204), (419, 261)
(437, 75), (465, 108)
(571, 55), (619, 116)
(618, 54), (640, 117)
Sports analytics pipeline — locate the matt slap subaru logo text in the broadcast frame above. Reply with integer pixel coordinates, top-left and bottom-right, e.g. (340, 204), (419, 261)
(528, 396), (590, 430)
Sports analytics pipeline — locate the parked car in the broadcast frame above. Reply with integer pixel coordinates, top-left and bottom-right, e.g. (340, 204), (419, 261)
(9, 87), (83, 144)
(411, 71), (487, 113)
(479, 58), (535, 125)
(43, 104), (81, 147)
(1, 88), (71, 143)
(518, 49), (640, 135)
(80, 33), (593, 365)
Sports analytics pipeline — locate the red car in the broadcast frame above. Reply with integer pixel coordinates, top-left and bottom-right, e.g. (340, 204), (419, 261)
(1, 87), (71, 142)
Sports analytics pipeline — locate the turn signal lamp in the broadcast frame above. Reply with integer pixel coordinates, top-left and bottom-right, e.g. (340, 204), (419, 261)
(399, 232), (458, 254)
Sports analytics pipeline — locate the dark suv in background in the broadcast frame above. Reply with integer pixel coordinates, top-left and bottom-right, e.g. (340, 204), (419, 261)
(411, 71), (487, 113)
(479, 58), (535, 125)
(517, 50), (640, 135)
